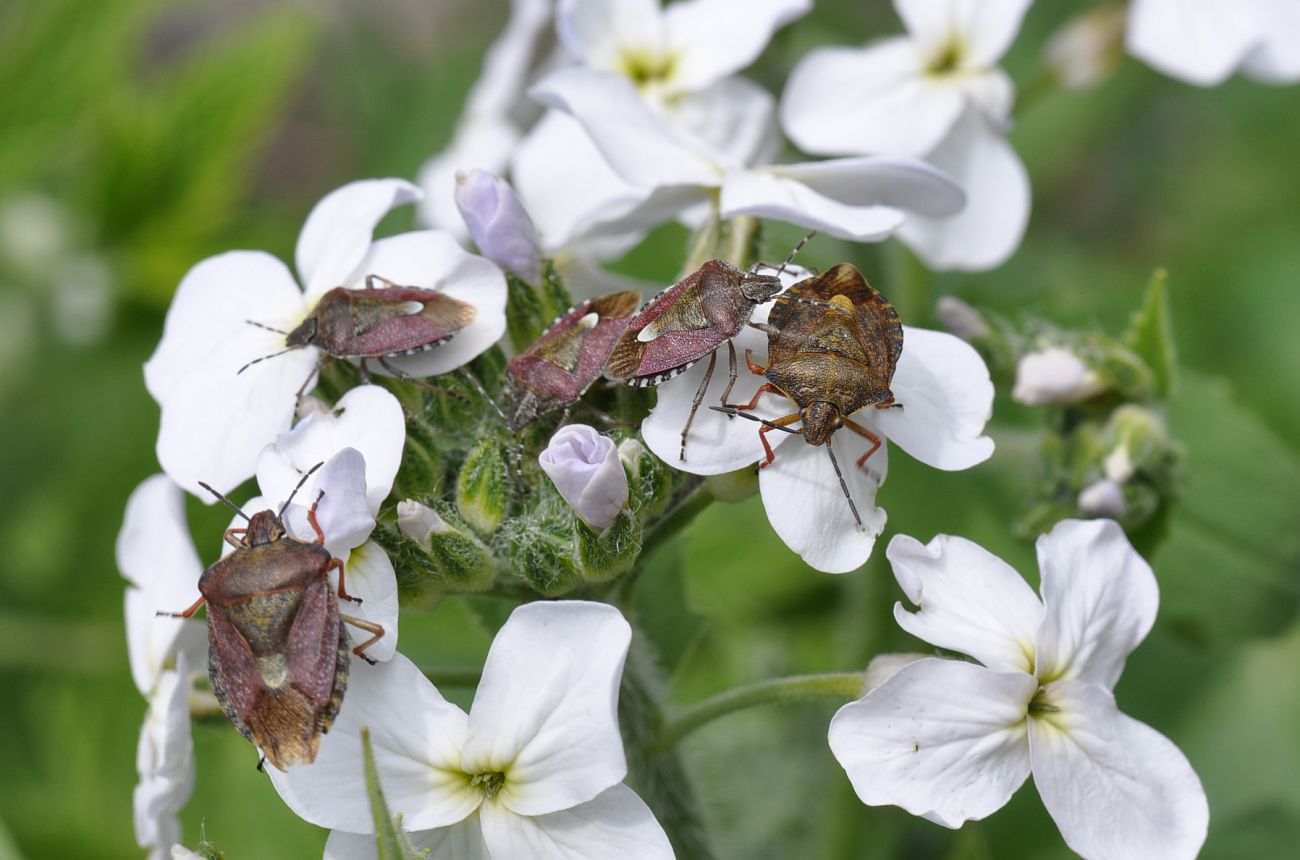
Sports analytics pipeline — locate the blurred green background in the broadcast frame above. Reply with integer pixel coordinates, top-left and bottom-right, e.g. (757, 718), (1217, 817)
(1, 1), (1298, 857)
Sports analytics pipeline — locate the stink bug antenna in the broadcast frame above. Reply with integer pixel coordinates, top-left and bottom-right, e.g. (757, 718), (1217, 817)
(824, 444), (864, 528)
(198, 482), (251, 523)
(708, 406), (802, 434)
(279, 461), (324, 517)
(776, 231), (817, 277)
(238, 347), (299, 375)
(245, 320), (288, 336)
(459, 367), (508, 423)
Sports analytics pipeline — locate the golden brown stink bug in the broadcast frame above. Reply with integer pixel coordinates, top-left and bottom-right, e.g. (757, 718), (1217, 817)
(162, 468), (384, 770)
(717, 263), (903, 526)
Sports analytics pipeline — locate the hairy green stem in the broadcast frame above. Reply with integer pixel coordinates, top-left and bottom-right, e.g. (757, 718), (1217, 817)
(653, 672), (866, 752)
(723, 215), (760, 268)
(681, 202), (722, 276)
(643, 476), (711, 546)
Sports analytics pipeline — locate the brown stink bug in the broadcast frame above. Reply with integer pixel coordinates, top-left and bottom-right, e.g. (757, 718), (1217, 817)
(605, 235), (822, 460)
(504, 290), (641, 431)
(717, 263), (903, 526)
(162, 468), (384, 770)
(241, 274), (478, 394)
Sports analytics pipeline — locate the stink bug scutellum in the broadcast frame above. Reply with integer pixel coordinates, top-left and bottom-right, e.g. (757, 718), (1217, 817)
(605, 235), (819, 461)
(243, 274), (477, 395)
(504, 290), (640, 431)
(717, 263), (903, 527)
(162, 467), (384, 770)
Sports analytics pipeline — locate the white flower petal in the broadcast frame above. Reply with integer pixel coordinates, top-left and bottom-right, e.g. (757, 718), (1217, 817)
(894, 0), (1032, 68)
(828, 657), (1035, 827)
(770, 157), (966, 218)
(280, 448), (377, 556)
(1242, 2), (1300, 84)
(256, 385), (406, 514)
(268, 653), (477, 834)
(874, 327), (994, 471)
(887, 532), (1043, 673)
(1126, 0), (1261, 87)
(666, 0), (811, 90)
(462, 601), (632, 817)
(671, 75), (781, 170)
(531, 67), (720, 188)
(781, 40), (963, 157)
(721, 170), (907, 242)
(324, 813), (490, 860)
(758, 426), (889, 574)
(1029, 680), (1208, 860)
(1033, 519), (1158, 689)
(479, 784), (674, 860)
(146, 252), (316, 496)
(352, 231), (507, 378)
(296, 179), (422, 302)
(896, 107), (1030, 271)
(1012, 346), (1105, 405)
(334, 540), (399, 663)
(465, 0), (552, 117)
(418, 114), (523, 239)
(511, 111), (650, 252)
(557, 0), (666, 69)
(118, 475), (204, 695)
(638, 314), (779, 474)
(134, 656), (194, 854)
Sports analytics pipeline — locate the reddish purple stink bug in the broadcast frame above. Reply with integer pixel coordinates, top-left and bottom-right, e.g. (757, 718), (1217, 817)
(504, 290), (641, 431)
(605, 235), (819, 460)
(243, 274), (477, 392)
(162, 469), (384, 770)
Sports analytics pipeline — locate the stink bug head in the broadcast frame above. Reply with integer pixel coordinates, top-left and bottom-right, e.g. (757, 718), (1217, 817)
(245, 510), (287, 546)
(284, 315), (319, 349)
(739, 271), (783, 303)
(801, 401), (840, 446)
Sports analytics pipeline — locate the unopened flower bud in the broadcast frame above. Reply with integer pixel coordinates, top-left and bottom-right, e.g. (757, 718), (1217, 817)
(456, 437), (511, 535)
(540, 425), (629, 531)
(396, 499), (453, 545)
(1046, 4), (1126, 91)
(936, 296), (991, 341)
(455, 169), (543, 284)
(382, 500), (495, 597)
(1013, 347), (1106, 405)
(1078, 478), (1128, 519)
(1103, 404), (1169, 482)
(577, 510), (642, 582)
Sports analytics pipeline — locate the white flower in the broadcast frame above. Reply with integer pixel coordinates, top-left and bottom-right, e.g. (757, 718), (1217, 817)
(1127, 0), (1300, 87)
(250, 385), (407, 662)
(456, 169), (545, 284)
(829, 520), (1208, 860)
(539, 424), (630, 530)
(1011, 346), (1105, 405)
(640, 270), (994, 573)
(117, 474), (208, 696)
(417, 0), (553, 235)
(134, 655), (195, 860)
(533, 68), (966, 243)
(145, 179), (506, 497)
(780, 0), (1033, 270)
(267, 601), (674, 860)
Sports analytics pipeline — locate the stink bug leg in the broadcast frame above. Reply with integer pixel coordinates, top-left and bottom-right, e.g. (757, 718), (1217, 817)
(680, 350), (717, 462)
(340, 615), (385, 665)
(840, 415), (884, 475)
(305, 489), (362, 605)
(157, 595), (208, 619)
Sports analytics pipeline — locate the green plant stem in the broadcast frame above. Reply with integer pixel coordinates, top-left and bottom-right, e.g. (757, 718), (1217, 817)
(681, 202), (721, 276)
(723, 215), (760, 268)
(653, 672), (865, 752)
(643, 477), (711, 546)
(886, 240), (934, 326)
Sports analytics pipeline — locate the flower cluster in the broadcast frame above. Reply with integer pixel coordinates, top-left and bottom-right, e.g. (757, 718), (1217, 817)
(109, 1), (1300, 856)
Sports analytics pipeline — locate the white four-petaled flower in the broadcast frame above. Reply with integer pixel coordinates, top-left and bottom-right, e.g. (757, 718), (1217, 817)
(146, 179), (506, 498)
(641, 267), (994, 573)
(1126, 0), (1300, 87)
(781, 0), (1033, 270)
(829, 519), (1208, 860)
(268, 601), (674, 860)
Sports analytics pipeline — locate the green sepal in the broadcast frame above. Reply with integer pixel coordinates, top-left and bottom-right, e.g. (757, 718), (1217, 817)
(393, 414), (443, 501)
(371, 510), (495, 609)
(540, 259), (575, 324)
(577, 511), (643, 583)
(1126, 268), (1178, 398)
(502, 516), (582, 595)
(505, 273), (547, 353)
(456, 436), (511, 535)
(362, 727), (431, 860)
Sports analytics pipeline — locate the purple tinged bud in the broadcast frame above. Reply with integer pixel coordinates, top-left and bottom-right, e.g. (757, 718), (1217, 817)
(454, 169), (543, 284)
(539, 424), (628, 531)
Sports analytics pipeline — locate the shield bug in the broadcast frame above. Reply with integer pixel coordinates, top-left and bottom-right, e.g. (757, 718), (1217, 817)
(716, 263), (903, 526)
(504, 290), (641, 431)
(161, 468), (385, 770)
(605, 235), (821, 461)
(241, 274), (478, 394)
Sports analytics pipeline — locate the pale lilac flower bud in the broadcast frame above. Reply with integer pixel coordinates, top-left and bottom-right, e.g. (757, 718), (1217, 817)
(1079, 478), (1128, 518)
(1012, 347), (1105, 405)
(936, 296), (991, 340)
(1046, 4), (1126, 91)
(454, 169), (543, 284)
(863, 652), (929, 692)
(396, 498), (453, 547)
(540, 424), (628, 531)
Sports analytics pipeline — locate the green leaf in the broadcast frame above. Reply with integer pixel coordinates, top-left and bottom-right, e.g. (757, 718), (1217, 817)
(1157, 371), (1300, 644)
(362, 727), (431, 860)
(1126, 268), (1178, 398)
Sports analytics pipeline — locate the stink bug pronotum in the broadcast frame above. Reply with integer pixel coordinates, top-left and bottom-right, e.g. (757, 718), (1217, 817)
(504, 290), (641, 431)
(161, 466), (385, 770)
(716, 263), (903, 527)
(242, 275), (478, 396)
(605, 235), (823, 461)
